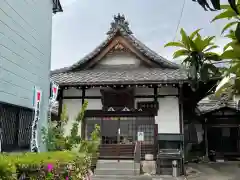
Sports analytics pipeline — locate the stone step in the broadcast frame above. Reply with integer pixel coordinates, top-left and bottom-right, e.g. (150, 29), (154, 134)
(92, 175), (152, 180)
(96, 160), (140, 169)
(92, 175), (144, 180)
(95, 168), (140, 176)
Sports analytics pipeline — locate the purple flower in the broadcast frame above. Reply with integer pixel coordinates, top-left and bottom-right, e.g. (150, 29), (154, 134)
(47, 163), (53, 172)
(66, 177), (69, 180)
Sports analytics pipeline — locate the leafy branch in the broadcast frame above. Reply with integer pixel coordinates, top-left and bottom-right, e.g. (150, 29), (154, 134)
(165, 28), (221, 86)
(193, 0), (239, 14)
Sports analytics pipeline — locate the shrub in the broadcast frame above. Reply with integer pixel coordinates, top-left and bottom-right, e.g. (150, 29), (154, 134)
(0, 151), (91, 179)
(42, 101), (88, 152)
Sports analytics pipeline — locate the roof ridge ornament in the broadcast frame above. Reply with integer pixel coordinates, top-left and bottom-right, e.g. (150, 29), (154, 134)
(106, 13), (133, 35)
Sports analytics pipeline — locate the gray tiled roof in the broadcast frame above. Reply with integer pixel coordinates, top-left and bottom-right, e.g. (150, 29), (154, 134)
(197, 94), (239, 114)
(51, 14), (189, 85)
(51, 68), (188, 86)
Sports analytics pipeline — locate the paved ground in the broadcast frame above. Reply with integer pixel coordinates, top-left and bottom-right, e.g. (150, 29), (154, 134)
(185, 162), (240, 180)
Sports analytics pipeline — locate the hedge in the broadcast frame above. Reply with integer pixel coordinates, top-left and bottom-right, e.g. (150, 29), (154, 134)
(0, 151), (92, 180)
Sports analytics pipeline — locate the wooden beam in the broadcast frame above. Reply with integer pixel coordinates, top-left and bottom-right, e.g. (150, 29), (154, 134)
(85, 110), (155, 117)
(63, 94), (179, 100)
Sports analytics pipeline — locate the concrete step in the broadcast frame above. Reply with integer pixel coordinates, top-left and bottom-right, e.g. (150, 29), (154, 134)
(95, 168), (140, 176)
(96, 160), (140, 169)
(92, 175), (143, 180)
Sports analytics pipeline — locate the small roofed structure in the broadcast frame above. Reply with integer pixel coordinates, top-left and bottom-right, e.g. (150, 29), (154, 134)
(197, 94), (240, 159)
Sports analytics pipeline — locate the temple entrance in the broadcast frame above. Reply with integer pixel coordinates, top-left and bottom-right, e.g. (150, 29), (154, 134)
(85, 111), (156, 159)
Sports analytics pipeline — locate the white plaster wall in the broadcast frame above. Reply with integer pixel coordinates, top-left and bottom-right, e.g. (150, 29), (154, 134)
(62, 88), (102, 136)
(63, 88), (82, 97)
(96, 52), (141, 66)
(85, 88), (101, 96)
(63, 88), (101, 97)
(86, 99), (102, 110)
(135, 87), (153, 96)
(156, 96), (180, 134)
(62, 99), (82, 136)
(158, 87), (178, 95)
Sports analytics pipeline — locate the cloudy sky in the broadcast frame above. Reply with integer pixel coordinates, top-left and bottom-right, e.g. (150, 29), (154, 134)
(51, 0), (230, 70)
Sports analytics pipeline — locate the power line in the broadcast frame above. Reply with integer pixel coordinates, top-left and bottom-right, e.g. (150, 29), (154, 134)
(173, 0), (186, 41)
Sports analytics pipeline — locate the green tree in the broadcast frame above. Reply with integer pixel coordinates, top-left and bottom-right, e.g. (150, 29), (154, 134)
(164, 28), (221, 86)
(212, 1), (240, 93)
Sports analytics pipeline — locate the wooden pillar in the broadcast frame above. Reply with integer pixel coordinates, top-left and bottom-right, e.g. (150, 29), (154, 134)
(178, 83), (185, 175)
(178, 84), (184, 135)
(204, 118), (209, 158)
(81, 86), (86, 139)
(57, 88), (63, 121)
(153, 86), (158, 155)
(153, 86), (158, 103)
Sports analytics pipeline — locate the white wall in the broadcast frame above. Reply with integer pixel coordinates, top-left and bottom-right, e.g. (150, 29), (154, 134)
(156, 87), (180, 134)
(156, 96), (180, 134)
(62, 88), (102, 136)
(63, 99), (82, 136)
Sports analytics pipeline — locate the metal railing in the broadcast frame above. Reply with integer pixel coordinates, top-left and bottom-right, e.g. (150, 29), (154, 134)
(133, 141), (141, 175)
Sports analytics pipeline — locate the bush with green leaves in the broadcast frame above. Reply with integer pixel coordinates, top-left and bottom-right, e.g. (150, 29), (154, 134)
(0, 151), (91, 180)
(42, 101), (89, 151)
(42, 100), (100, 167)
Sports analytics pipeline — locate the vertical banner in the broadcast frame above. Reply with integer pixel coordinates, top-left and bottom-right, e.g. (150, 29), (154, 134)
(31, 86), (42, 152)
(48, 81), (59, 122)
(50, 81), (59, 104)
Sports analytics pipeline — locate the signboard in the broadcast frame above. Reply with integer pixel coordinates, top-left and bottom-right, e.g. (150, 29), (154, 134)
(31, 86), (42, 152)
(137, 132), (144, 141)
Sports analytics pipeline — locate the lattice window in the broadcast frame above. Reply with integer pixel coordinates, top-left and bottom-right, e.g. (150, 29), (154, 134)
(0, 105), (17, 150)
(18, 109), (33, 148)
